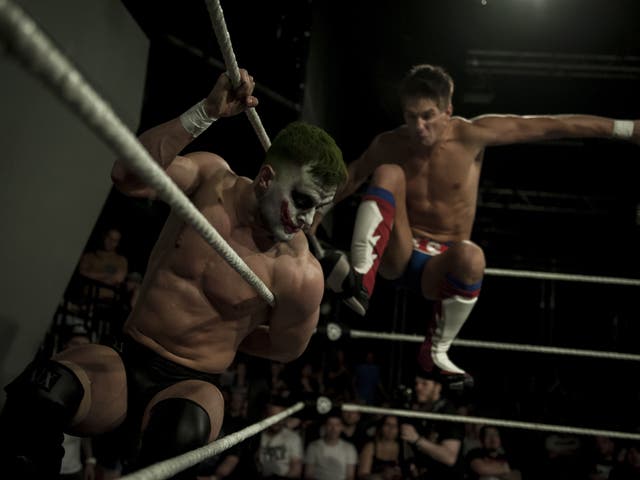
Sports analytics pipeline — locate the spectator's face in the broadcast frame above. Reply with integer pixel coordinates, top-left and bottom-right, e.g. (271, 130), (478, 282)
(342, 410), (361, 426)
(103, 229), (121, 252)
(229, 392), (246, 415)
(324, 417), (343, 441)
(481, 427), (502, 452)
(628, 446), (640, 467)
(266, 404), (286, 433)
(595, 436), (615, 456)
(380, 416), (399, 440)
(414, 377), (439, 403)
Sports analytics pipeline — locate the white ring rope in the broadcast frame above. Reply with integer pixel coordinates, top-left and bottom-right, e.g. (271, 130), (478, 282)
(121, 401), (305, 480)
(345, 327), (640, 362)
(485, 267), (640, 286)
(0, 0), (275, 306)
(205, 0), (271, 151)
(342, 403), (640, 441)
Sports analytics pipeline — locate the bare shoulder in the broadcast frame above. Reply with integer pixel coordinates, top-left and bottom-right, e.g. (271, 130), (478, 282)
(448, 115), (494, 146)
(366, 127), (410, 160)
(378, 126), (410, 146)
(184, 151), (232, 177)
(275, 234), (323, 302)
(449, 116), (474, 135)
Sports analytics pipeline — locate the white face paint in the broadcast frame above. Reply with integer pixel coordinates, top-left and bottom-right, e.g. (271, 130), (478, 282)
(259, 163), (337, 242)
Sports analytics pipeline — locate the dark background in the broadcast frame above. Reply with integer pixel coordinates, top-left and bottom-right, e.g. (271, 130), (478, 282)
(80, 0), (639, 449)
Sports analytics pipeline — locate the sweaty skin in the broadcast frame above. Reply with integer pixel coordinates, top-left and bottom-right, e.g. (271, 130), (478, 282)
(124, 153), (327, 373)
(362, 122), (483, 243)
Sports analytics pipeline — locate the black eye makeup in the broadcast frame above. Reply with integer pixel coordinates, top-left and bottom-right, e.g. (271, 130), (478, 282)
(291, 190), (316, 210)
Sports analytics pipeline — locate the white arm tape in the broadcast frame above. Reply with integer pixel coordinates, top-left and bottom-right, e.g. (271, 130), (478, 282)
(612, 120), (634, 139)
(179, 99), (217, 138)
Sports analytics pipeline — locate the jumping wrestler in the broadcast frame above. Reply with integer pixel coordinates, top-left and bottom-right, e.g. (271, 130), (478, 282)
(0, 68), (347, 478)
(311, 64), (639, 389)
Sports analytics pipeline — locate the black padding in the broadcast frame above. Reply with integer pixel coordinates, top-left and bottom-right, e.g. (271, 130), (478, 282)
(5, 360), (85, 425)
(0, 360), (85, 477)
(137, 397), (211, 475)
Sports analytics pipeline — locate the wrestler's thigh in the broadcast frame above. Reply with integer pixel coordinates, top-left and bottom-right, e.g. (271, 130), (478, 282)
(142, 380), (225, 442)
(420, 241), (485, 299)
(53, 344), (127, 435)
(378, 197), (413, 280)
(420, 251), (451, 299)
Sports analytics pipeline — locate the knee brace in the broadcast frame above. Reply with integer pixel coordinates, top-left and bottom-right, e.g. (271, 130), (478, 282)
(0, 360), (84, 476)
(137, 398), (211, 475)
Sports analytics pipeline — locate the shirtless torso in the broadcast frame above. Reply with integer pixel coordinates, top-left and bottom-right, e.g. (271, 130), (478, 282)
(1, 68), (346, 478)
(125, 154), (322, 374)
(360, 121), (484, 243)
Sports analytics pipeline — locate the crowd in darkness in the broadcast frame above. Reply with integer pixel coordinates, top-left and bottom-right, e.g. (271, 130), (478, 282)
(42, 219), (640, 480)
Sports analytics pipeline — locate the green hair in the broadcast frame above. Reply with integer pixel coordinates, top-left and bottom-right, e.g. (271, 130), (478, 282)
(263, 121), (347, 188)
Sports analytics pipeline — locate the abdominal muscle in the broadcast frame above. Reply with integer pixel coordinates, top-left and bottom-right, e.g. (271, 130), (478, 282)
(124, 262), (269, 374)
(407, 200), (476, 243)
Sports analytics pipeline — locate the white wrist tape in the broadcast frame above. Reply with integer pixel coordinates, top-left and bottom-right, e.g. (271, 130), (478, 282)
(612, 120), (634, 139)
(179, 99), (217, 137)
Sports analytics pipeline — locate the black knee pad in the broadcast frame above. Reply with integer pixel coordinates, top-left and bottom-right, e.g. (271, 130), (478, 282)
(138, 398), (211, 471)
(3, 360), (84, 426)
(0, 360), (84, 477)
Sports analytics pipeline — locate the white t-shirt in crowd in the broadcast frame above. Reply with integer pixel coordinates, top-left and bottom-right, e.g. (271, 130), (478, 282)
(304, 438), (358, 480)
(258, 428), (303, 477)
(60, 433), (83, 474)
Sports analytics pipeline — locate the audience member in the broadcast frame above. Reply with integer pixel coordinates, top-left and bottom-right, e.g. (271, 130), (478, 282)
(58, 326), (96, 480)
(271, 361), (292, 399)
(457, 404), (482, 456)
(354, 351), (385, 405)
(256, 399), (304, 479)
(542, 433), (584, 479)
(304, 411), (358, 480)
(358, 415), (410, 480)
(297, 362), (324, 400)
(465, 426), (521, 480)
(341, 408), (372, 453)
(588, 435), (619, 480)
(610, 442), (640, 480)
(326, 349), (353, 401)
(77, 227), (128, 299)
(197, 398), (249, 480)
(399, 371), (464, 479)
(60, 433), (96, 480)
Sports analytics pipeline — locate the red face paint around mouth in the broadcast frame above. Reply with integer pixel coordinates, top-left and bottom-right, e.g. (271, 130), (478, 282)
(280, 201), (299, 234)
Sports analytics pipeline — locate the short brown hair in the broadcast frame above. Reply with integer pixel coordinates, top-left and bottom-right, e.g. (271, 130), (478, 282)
(399, 64), (454, 110)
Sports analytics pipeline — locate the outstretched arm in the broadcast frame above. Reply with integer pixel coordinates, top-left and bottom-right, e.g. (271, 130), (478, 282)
(238, 253), (324, 362)
(111, 69), (258, 198)
(466, 114), (639, 148)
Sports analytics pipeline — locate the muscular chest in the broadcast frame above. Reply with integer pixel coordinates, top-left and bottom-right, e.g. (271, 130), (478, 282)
(167, 190), (274, 318)
(402, 144), (481, 202)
